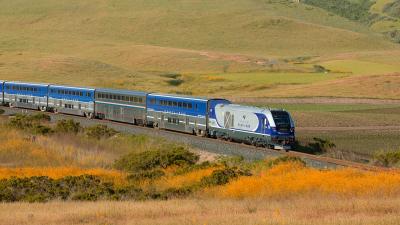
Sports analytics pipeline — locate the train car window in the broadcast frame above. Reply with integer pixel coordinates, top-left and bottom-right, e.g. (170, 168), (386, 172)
(87, 93), (92, 97)
(188, 103), (193, 109)
(183, 102), (187, 108)
(168, 101), (172, 106)
(150, 98), (155, 104)
(134, 97), (138, 102)
(80, 92), (83, 96)
(117, 95), (120, 100)
(195, 104), (198, 110)
(121, 96), (125, 101)
(173, 101), (177, 107)
(139, 98), (143, 103)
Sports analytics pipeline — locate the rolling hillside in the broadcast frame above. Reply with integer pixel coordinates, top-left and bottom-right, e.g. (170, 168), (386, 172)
(0, 0), (399, 98)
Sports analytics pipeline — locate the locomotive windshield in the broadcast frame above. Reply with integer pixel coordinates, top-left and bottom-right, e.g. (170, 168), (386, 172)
(271, 110), (291, 132)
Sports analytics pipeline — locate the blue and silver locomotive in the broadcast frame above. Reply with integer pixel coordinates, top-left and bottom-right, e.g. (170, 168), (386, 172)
(208, 103), (295, 150)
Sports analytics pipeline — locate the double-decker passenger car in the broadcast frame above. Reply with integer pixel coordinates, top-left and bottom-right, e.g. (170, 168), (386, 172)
(95, 88), (147, 125)
(4, 81), (49, 110)
(208, 103), (295, 150)
(48, 85), (95, 117)
(146, 93), (231, 136)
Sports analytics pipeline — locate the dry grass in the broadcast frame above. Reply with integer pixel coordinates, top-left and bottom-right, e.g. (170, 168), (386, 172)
(1, 196), (400, 225)
(207, 162), (400, 199)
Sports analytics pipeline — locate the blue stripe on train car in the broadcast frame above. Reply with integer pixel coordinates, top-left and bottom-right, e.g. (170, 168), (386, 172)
(146, 93), (208, 117)
(4, 81), (49, 97)
(48, 85), (95, 102)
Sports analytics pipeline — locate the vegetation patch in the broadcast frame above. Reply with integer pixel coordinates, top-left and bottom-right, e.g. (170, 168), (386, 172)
(114, 145), (199, 172)
(303, 0), (373, 22)
(55, 119), (82, 134)
(85, 124), (118, 139)
(8, 114), (52, 135)
(373, 150), (400, 167)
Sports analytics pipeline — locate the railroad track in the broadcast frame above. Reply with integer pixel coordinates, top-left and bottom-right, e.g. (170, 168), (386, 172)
(0, 106), (389, 171)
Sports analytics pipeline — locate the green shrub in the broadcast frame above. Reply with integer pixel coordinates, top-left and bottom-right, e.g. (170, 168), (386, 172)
(114, 145), (199, 172)
(0, 109), (4, 115)
(8, 114), (52, 135)
(55, 119), (82, 134)
(200, 168), (251, 187)
(0, 175), (139, 202)
(303, 0), (373, 22)
(313, 65), (330, 73)
(31, 124), (53, 135)
(127, 170), (165, 181)
(373, 150), (400, 167)
(85, 124), (117, 139)
(160, 73), (181, 79)
(308, 137), (336, 154)
(267, 156), (306, 167)
(166, 79), (184, 86)
(160, 187), (193, 199)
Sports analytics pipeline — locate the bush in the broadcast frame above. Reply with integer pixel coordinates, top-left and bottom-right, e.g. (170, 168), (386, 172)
(303, 0), (373, 22)
(373, 150), (400, 167)
(267, 156), (306, 167)
(8, 114), (53, 135)
(0, 109), (4, 115)
(114, 145), (199, 172)
(85, 124), (117, 139)
(166, 79), (184, 86)
(55, 119), (82, 134)
(127, 170), (165, 181)
(0, 175), (137, 202)
(308, 137), (336, 154)
(200, 167), (250, 187)
(313, 65), (330, 73)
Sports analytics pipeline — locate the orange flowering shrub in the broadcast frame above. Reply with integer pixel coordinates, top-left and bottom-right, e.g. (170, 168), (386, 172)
(155, 167), (219, 190)
(209, 162), (400, 198)
(0, 167), (128, 186)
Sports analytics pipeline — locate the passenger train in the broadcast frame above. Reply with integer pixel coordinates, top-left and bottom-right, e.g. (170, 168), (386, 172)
(0, 81), (295, 150)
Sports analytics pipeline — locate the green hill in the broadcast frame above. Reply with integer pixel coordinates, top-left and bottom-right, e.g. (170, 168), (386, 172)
(0, 0), (399, 98)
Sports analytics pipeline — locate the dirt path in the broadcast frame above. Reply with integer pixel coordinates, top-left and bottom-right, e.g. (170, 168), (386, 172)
(297, 126), (400, 131)
(230, 97), (400, 105)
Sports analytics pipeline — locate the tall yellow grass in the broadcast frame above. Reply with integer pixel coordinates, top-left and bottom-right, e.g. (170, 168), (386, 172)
(209, 162), (400, 198)
(0, 167), (128, 185)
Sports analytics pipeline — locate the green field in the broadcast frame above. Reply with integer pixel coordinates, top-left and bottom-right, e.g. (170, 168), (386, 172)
(0, 0), (400, 99)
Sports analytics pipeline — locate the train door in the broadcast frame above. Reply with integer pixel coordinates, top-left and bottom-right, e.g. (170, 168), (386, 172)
(160, 114), (165, 128)
(224, 111), (234, 129)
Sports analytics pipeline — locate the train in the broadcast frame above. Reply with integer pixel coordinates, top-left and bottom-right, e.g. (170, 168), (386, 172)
(0, 80), (295, 150)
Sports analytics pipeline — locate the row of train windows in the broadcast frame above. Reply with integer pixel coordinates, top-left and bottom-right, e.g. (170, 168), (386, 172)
(97, 93), (143, 103)
(50, 89), (91, 97)
(7, 86), (39, 92)
(150, 99), (196, 109)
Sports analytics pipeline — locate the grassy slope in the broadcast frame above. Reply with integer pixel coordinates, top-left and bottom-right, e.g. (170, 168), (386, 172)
(0, 0), (399, 98)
